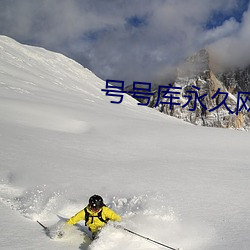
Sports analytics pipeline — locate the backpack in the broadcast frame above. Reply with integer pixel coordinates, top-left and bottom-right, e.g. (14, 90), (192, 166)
(84, 206), (109, 226)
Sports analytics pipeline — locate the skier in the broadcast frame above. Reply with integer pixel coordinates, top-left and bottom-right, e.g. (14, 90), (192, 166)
(66, 194), (121, 239)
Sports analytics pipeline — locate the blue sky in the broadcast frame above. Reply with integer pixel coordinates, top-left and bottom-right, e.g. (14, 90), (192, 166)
(206, 0), (249, 28)
(0, 0), (249, 85)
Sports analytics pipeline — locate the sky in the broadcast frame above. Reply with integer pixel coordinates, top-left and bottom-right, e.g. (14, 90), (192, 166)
(0, 0), (249, 85)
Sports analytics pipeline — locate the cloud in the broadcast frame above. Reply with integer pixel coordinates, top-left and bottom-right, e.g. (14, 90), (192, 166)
(0, 0), (249, 84)
(209, 3), (250, 69)
(200, 18), (240, 45)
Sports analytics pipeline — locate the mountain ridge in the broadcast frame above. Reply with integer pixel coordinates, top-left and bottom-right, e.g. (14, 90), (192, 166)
(126, 48), (250, 130)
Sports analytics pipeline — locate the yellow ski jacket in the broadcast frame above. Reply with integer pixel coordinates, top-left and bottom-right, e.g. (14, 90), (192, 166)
(67, 206), (121, 233)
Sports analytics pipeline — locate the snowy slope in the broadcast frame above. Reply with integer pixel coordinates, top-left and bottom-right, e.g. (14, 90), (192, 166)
(0, 36), (250, 250)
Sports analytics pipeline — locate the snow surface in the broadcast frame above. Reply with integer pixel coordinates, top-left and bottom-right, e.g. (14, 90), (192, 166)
(0, 35), (250, 250)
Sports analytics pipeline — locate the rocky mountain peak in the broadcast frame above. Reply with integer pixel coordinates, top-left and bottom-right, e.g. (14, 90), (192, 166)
(177, 48), (210, 78)
(127, 48), (250, 130)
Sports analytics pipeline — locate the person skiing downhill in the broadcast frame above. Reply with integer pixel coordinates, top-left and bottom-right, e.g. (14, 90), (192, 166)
(67, 195), (121, 239)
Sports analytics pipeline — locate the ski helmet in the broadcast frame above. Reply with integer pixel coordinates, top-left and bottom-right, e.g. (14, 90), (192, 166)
(89, 195), (104, 210)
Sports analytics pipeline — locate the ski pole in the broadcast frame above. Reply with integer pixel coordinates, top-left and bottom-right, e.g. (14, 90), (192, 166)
(37, 220), (48, 231)
(122, 227), (180, 250)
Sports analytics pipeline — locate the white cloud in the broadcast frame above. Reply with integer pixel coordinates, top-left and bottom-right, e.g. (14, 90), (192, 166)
(199, 17), (240, 46)
(0, 0), (249, 84)
(209, 4), (250, 68)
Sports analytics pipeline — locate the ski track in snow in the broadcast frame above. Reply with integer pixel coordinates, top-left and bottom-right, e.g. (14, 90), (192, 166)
(0, 99), (91, 134)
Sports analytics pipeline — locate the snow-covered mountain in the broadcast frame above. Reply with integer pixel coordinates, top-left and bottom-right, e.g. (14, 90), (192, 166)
(127, 49), (250, 130)
(0, 36), (250, 250)
(217, 65), (250, 93)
